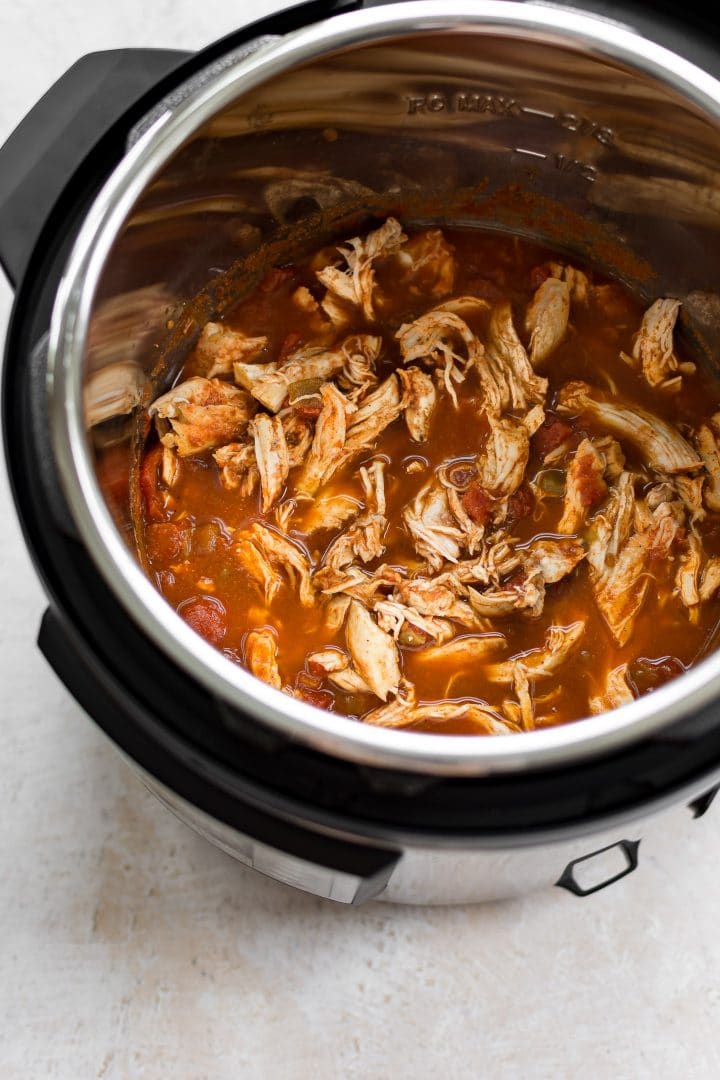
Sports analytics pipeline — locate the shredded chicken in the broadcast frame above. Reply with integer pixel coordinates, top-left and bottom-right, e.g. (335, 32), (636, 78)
(675, 533), (702, 611)
(549, 263), (590, 305)
(398, 366), (437, 442)
(512, 668), (535, 730)
(521, 537), (586, 584)
(150, 377), (255, 456)
(395, 577), (480, 629)
(213, 441), (258, 495)
(317, 216), (407, 321)
(363, 688), (516, 733)
(586, 481), (683, 646)
(301, 493), (361, 534)
(696, 414), (720, 511)
(250, 413), (290, 512)
(335, 374), (402, 471)
(195, 322), (267, 378)
(467, 577), (546, 619)
(558, 438), (608, 534)
(402, 478), (466, 570)
(525, 277), (570, 367)
(306, 648), (371, 694)
(392, 229), (456, 298)
(374, 599), (455, 645)
(631, 298), (694, 391)
(589, 665), (634, 714)
(700, 559), (720, 603)
(161, 446), (180, 489)
(141, 219), (716, 738)
(235, 538), (282, 605)
(345, 600), (402, 701)
(414, 634), (506, 665)
(557, 380), (702, 474)
(486, 622), (585, 682)
(476, 414), (531, 499)
(234, 334), (379, 413)
(396, 309), (482, 407)
(242, 523), (315, 608)
(295, 383), (353, 497)
(478, 303), (548, 415)
(323, 461), (387, 571)
(245, 628), (281, 689)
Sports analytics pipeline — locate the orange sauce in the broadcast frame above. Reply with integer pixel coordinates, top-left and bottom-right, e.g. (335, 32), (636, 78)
(135, 228), (720, 733)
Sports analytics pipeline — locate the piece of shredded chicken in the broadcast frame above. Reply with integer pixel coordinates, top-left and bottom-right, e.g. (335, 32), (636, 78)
(250, 413), (290, 512)
(696, 414), (720, 512)
(402, 477), (466, 570)
(316, 216), (407, 322)
(234, 334), (380, 413)
(398, 366), (437, 442)
(557, 438), (608, 534)
(485, 622), (585, 683)
(525, 277), (570, 368)
(478, 303), (548, 415)
(589, 665), (634, 714)
(323, 460), (388, 571)
(586, 479), (684, 646)
(195, 321), (268, 378)
(150, 377), (255, 456)
(244, 628), (281, 689)
(240, 523), (315, 608)
(631, 298), (695, 392)
(345, 599), (402, 702)
(396, 308), (483, 408)
(557, 380), (702, 474)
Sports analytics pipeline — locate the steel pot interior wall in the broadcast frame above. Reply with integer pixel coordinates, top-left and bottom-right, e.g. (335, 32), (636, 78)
(85, 25), (720, 525)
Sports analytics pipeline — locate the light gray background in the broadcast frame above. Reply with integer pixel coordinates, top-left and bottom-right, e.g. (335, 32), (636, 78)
(1, 2), (719, 1077)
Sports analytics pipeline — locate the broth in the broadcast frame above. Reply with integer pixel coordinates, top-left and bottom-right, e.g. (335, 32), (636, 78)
(132, 223), (720, 734)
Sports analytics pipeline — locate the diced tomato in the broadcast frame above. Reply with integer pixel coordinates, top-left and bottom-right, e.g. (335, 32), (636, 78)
(146, 521), (191, 563)
(461, 482), (494, 525)
(529, 264), (553, 290)
(462, 277), (505, 303)
(294, 398), (323, 421)
(592, 283), (636, 323)
(296, 687), (335, 710)
(178, 595), (228, 646)
(506, 485), (535, 523)
(96, 443), (130, 510)
(278, 331), (303, 362)
(260, 266), (296, 293)
(532, 418), (573, 459)
(139, 444), (166, 522)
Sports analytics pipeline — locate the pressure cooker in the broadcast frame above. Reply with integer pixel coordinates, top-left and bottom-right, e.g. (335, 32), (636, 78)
(4, 0), (720, 904)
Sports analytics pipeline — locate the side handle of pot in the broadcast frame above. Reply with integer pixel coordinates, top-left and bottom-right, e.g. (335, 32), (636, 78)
(0, 48), (193, 289)
(0, 1), (365, 291)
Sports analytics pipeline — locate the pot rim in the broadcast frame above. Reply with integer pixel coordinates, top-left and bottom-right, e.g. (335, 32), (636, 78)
(48, 0), (720, 777)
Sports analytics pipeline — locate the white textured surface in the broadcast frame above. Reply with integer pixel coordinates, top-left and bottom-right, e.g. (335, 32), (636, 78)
(1, 2), (720, 1077)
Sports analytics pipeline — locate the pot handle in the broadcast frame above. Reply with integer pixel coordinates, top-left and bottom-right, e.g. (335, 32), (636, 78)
(0, 0), (363, 289)
(0, 49), (194, 288)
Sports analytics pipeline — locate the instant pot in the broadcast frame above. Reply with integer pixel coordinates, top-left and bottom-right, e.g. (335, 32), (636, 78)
(4, 0), (720, 904)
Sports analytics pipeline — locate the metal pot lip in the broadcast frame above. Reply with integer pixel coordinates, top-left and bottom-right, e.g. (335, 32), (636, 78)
(47, 0), (720, 778)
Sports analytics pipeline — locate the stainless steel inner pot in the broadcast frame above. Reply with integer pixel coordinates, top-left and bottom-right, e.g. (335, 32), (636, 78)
(48, 1), (720, 777)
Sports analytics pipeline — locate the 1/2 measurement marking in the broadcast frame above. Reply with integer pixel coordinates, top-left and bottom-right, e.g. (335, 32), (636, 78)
(514, 147), (598, 182)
